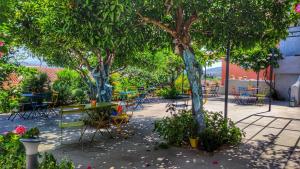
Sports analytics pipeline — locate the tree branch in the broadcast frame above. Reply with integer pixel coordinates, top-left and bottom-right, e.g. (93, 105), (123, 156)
(108, 49), (115, 66)
(74, 68), (93, 87)
(137, 12), (177, 38)
(176, 7), (184, 33)
(184, 12), (198, 33)
(105, 48), (111, 65)
(110, 66), (126, 75)
(72, 48), (93, 72)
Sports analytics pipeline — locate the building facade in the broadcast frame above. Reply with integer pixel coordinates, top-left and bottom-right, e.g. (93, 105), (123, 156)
(276, 26), (300, 100)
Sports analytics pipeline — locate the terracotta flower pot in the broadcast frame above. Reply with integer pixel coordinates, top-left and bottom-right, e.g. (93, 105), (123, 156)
(189, 138), (199, 149)
(90, 100), (97, 106)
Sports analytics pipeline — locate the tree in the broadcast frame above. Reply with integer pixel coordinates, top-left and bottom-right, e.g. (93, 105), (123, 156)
(134, 0), (298, 131)
(231, 46), (282, 95)
(135, 1), (213, 131)
(5, 0), (146, 102)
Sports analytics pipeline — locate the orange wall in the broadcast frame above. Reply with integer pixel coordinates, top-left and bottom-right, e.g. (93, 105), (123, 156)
(221, 60), (271, 85)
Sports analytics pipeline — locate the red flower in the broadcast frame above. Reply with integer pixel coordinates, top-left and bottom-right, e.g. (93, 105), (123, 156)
(117, 105), (123, 113)
(14, 125), (26, 135)
(87, 165), (92, 169)
(0, 52), (3, 58)
(212, 160), (219, 165)
(295, 3), (300, 13)
(0, 41), (4, 47)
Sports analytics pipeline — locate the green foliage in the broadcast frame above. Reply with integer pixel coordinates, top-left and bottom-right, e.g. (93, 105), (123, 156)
(53, 69), (87, 104)
(0, 61), (37, 113)
(0, 127), (40, 169)
(175, 74), (189, 94)
(154, 109), (244, 151)
(0, 127), (73, 169)
(154, 110), (196, 146)
(22, 127), (40, 139)
(71, 88), (86, 104)
(39, 153), (74, 169)
(0, 132), (25, 169)
(0, 87), (20, 113)
(231, 46), (283, 73)
(21, 72), (50, 93)
(157, 87), (179, 99)
(200, 111), (244, 152)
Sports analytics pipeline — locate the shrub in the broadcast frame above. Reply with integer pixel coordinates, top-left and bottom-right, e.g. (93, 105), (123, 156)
(53, 69), (87, 104)
(154, 110), (195, 146)
(199, 111), (244, 152)
(0, 126), (74, 169)
(39, 153), (74, 169)
(157, 87), (179, 99)
(71, 88), (87, 104)
(175, 74), (190, 94)
(154, 108), (244, 152)
(0, 87), (21, 113)
(0, 127), (40, 168)
(21, 72), (50, 93)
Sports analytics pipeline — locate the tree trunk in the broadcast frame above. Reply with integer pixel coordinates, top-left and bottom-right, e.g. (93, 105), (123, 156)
(182, 48), (205, 133)
(256, 71), (259, 95)
(92, 65), (112, 102)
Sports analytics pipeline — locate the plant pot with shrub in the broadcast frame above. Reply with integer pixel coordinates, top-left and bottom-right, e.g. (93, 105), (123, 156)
(188, 118), (199, 149)
(89, 89), (97, 106)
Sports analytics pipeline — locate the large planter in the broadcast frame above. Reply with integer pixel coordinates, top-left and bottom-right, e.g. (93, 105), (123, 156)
(20, 138), (41, 169)
(189, 138), (199, 149)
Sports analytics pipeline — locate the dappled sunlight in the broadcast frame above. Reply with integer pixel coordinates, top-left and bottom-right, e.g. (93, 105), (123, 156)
(1, 99), (299, 168)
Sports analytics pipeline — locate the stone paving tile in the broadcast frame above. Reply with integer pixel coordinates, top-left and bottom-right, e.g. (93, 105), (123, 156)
(251, 127), (281, 142)
(269, 118), (291, 129)
(286, 120), (300, 131)
(235, 122), (248, 130)
(239, 115), (262, 124)
(243, 124), (264, 140)
(285, 148), (300, 169)
(258, 145), (291, 169)
(253, 116), (276, 126)
(275, 130), (300, 147)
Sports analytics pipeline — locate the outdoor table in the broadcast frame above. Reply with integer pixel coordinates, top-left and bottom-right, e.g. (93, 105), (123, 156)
(82, 102), (117, 141)
(21, 93), (49, 119)
(172, 94), (190, 110)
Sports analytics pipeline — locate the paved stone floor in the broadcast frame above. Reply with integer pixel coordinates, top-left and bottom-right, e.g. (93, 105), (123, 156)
(0, 97), (299, 169)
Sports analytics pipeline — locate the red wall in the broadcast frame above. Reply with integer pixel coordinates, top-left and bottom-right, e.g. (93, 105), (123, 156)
(221, 60), (271, 85)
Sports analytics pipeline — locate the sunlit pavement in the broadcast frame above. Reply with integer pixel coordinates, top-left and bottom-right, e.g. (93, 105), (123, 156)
(0, 97), (299, 168)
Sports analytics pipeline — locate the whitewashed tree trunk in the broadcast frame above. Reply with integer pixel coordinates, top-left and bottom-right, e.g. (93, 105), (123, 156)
(182, 48), (205, 132)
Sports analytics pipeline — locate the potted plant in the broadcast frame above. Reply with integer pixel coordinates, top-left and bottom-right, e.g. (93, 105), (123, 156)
(89, 89), (97, 106)
(188, 119), (199, 149)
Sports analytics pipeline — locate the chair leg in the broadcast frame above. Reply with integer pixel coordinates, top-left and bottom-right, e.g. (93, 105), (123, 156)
(106, 128), (114, 138)
(91, 129), (100, 142)
(8, 113), (14, 121)
(79, 125), (88, 142)
(60, 127), (63, 145)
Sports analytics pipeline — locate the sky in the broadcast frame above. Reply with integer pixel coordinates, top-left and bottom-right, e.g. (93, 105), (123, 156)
(207, 61), (222, 69)
(16, 48), (222, 68)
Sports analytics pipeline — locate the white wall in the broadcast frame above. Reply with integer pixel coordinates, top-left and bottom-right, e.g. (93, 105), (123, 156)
(275, 26), (300, 100)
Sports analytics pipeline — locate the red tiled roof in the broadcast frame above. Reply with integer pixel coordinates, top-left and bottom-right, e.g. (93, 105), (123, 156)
(33, 66), (63, 82)
(3, 67), (63, 88)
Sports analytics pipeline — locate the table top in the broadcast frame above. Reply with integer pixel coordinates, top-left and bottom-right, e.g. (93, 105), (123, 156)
(120, 91), (136, 95)
(84, 102), (117, 110)
(21, 93), (48, 97)
(22, 93), (34, 97)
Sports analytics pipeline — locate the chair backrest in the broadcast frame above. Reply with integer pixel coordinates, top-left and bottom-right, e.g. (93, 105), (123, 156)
(51, 93), (59, 105)
(238, 87), (247, 92)
(231, 87), (238, 95)
(60, 105), (85, 115)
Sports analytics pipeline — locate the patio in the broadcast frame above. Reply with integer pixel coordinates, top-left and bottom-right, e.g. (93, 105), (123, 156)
(1, 97), (299, 169)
